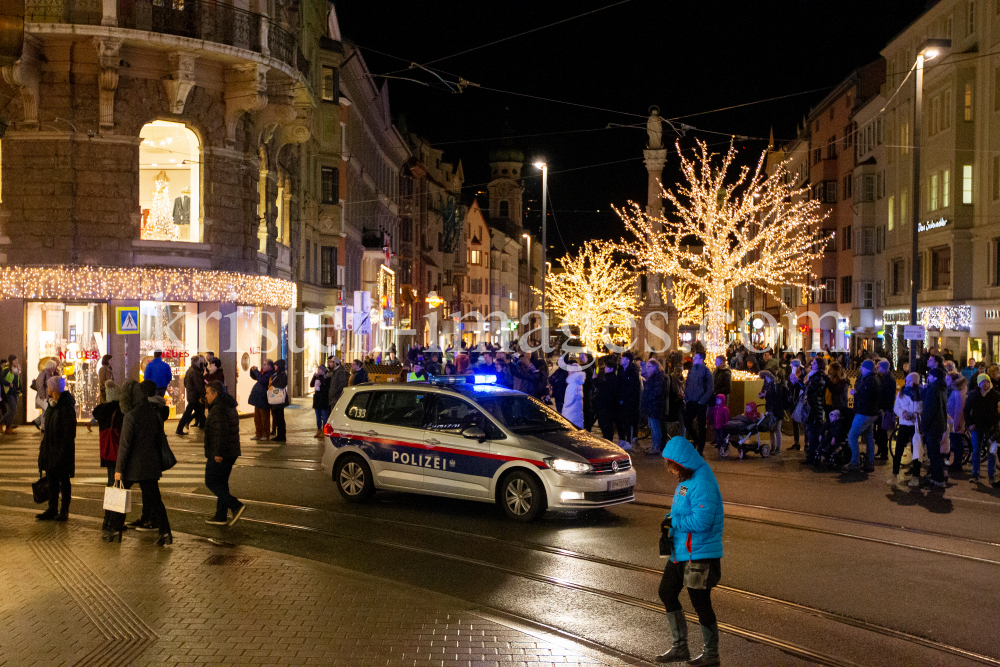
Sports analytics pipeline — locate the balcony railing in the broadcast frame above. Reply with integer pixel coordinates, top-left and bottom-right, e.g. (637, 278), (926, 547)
(25, 0), (296, 69)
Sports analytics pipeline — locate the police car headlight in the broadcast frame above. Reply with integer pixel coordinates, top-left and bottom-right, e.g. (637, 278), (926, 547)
(544, 458), (592, 474)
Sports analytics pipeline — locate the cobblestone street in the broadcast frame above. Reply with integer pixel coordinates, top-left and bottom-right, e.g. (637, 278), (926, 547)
(0, 509), (623, 667)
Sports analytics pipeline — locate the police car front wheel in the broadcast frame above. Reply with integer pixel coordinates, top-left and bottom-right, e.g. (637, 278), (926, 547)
(499, 470), (546, 522)
(334, 455), (375, 502)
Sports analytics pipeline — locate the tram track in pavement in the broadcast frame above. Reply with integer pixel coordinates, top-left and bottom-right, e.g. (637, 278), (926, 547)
(38, 484), (1000, 667)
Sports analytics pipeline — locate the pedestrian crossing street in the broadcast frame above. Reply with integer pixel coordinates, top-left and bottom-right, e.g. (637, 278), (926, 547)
(0, 426), (325, 492)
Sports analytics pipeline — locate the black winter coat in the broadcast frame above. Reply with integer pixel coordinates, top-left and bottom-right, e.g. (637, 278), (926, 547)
(713, 367), (732, 397)
(878, 373), (898, 412)
(327, 365), (349, 409)
(549, 368), (569, 412)
(184, 364), (205, 402)
(595, 369), (620, 416)
(805, 372), (829, 425)
(311, 373), (332, 410)
(39, 391), (77, 477)
(91, 400), (123, 468)
(248, 368), (272, 409)
(827, 378), (850, 414)
(618, 362), (642, 414)
(964, 386), (1000, 432)
(760, 381), (784, 416)
(116, 383), (166, 482)
(921, 381), (948, 435)
(204, 392), (241, 460)
(852, 373), (881, 417)
(640, 371), (667, 420)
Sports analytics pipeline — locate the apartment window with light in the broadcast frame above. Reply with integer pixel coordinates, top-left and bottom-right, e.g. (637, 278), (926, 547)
(963, 165), (974, 203)
(930, 174), (939, 210)
(943, 169), (951, 207)
(468, 249), (481, 265)
(321, 166), (339, 204)
(965, 82), (974, 121)
(888, 196), (895, 230)
(901, 122), (910, 155)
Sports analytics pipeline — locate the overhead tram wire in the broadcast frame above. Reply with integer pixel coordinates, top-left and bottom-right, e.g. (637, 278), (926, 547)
(376, 0), (633, 76)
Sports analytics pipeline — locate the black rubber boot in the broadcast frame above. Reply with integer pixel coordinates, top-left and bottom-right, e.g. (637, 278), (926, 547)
(656, 610), (690, 662)
(688, 623), (720, 666)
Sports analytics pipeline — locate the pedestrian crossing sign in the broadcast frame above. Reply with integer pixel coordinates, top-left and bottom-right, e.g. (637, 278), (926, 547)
(116, 306), (139, 334)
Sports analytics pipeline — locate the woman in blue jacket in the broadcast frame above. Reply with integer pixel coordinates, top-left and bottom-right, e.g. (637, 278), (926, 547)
(657, 436), (724, 666)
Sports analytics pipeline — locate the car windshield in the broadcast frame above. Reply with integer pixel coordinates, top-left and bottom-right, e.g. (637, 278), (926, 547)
(475, 395), (573, 434)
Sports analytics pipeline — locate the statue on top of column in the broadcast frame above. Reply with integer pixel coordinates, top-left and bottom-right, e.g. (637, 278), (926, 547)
(646, 106), (663, 150)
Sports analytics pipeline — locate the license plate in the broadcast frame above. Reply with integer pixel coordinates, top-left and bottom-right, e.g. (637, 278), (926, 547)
(608, 478), (631, 491)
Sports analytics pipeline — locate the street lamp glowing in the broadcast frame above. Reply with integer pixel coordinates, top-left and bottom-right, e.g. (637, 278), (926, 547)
(924, 49), (939, 59)
(533, 161), (546, 169)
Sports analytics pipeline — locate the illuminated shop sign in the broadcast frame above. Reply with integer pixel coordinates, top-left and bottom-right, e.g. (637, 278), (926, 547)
(918, 217), (948, 233)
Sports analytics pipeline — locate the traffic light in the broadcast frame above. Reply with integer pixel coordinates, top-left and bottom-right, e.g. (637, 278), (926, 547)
(0, 0), (24, 68)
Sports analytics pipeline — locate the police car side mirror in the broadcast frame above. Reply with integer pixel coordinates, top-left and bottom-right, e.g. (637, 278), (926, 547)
(462, 426), (487, 441)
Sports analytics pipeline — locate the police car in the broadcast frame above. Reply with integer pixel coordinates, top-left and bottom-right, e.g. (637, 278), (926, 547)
(321, 374), (635, 521)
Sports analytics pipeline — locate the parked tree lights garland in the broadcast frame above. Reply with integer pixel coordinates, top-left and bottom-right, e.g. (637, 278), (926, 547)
(617, 141), (827, 356)
(0, 266), (297, 309)
(541, 241), (639, 352)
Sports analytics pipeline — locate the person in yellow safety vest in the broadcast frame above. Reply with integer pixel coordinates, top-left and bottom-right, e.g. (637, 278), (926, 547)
(407, 361), (428, 383)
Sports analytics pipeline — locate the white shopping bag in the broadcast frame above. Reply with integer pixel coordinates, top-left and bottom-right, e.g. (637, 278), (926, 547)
(103, 481), (132, 514)
(911, 431), (922, 462)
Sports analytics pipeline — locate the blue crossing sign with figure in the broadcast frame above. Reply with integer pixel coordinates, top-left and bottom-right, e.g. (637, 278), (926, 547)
(116, 306), (139, 334)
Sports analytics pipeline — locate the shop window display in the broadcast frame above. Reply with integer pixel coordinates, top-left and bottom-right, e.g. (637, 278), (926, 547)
(139, 120), (201, 242)
(303, 312), (323, 394)
(236, 305), (263, 412)
(139, 301), (198, 418)
(26, 302), (107, 421)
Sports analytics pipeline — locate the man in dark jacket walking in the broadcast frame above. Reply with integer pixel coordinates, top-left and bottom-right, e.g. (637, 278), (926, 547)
(847, 360), (881, 472)
(684, 351), (714, 454)
(176, 355), (206, 435)
(350, 359), (369, 386)
(921, 368), (949, 487)
(203, 381), (245, 526)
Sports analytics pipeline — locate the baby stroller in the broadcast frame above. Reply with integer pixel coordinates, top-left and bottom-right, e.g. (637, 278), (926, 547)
(817, 420), (851, 469)
(718, 412), (777, 459)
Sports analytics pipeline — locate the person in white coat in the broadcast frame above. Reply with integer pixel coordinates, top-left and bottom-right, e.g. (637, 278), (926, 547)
(561, 363), (585, 428)
(891, 372), (922, 487)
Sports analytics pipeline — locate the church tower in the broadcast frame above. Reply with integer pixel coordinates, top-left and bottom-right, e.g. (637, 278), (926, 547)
(487, 147), (525, 227)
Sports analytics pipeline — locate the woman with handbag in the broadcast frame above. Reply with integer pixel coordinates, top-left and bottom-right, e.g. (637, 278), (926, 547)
(269, 359), (289, 443)
(91, 381), (124, 539)
(36, 375), (76, 521)
(114, 380), (173, 546)
(657, 436), (724, 666)
(891, 372), (922, 487)
(248, 361), (274, 441)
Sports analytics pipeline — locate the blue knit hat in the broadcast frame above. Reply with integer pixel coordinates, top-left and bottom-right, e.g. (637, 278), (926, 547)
(860, 359), (875, 372)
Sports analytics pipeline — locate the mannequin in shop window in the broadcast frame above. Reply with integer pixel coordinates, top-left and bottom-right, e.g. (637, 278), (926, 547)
(173, 187), (190, 226)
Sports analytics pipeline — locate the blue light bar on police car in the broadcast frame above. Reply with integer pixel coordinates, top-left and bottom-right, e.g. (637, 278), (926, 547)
(428, 374), (497, 386)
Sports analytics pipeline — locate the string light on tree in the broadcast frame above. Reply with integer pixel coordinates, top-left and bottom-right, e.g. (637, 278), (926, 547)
(539, 241), (639, 352)
(668, 279), (701, 327)
(144, 170), (179, 241)
(617, 140), (827, 357)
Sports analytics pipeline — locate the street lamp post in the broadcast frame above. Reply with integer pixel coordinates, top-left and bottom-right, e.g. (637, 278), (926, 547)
(534, 161), (547, 322)
(909, 39), (950, 373)
(523, 232), (531, 343)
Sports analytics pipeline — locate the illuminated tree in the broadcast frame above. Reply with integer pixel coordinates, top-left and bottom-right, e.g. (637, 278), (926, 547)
(669, 279), (701, 327)
(617, 140), (826, 355)
(542, 241), (639, 352)
(145, 170), (178, 241)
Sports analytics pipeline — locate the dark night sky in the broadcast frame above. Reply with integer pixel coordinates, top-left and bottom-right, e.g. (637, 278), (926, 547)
(335, 0), (928, 258)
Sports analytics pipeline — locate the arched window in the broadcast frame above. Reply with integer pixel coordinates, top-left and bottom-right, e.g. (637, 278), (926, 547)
(139, 121), (201, 242)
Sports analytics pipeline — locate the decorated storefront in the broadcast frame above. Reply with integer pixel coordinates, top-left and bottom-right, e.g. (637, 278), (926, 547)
(2, 266), (296, 420)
